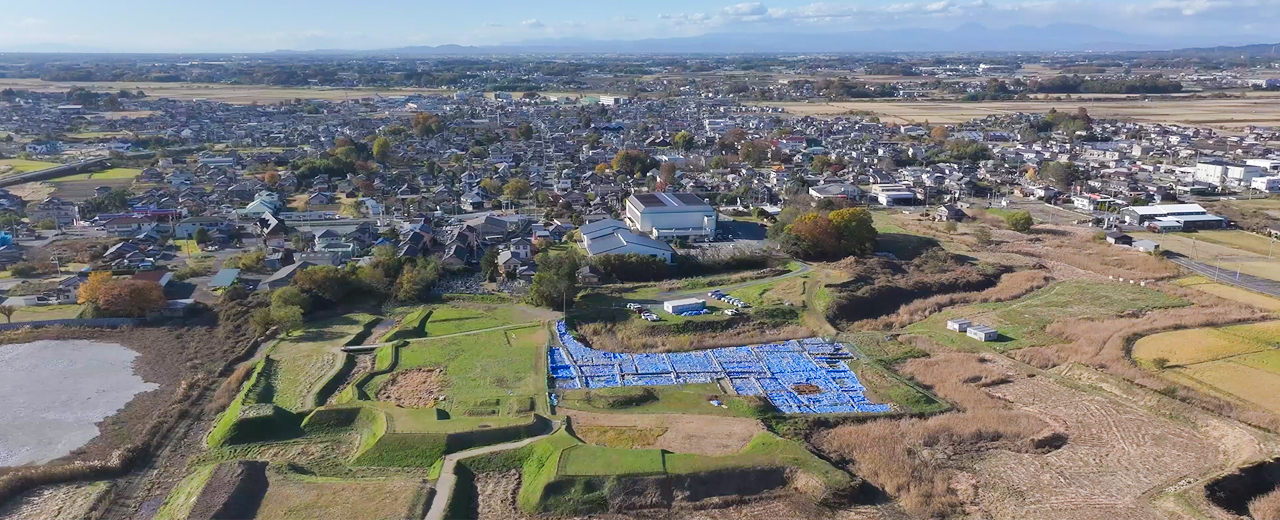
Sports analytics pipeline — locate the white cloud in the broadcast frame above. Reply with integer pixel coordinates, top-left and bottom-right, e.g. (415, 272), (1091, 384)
(521, 19), (545, 28)
(722, 2), (769, 16)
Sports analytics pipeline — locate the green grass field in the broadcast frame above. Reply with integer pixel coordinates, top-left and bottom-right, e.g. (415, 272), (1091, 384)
(907, 281), (1187, 351)
(0, 158), (58, 176)
(52, 167), (142, 182)
(557, 445), (666, 476)
(364, 324), (547, 417)
(154, 464), (216, 520)
(7, 304), (82, 323)
(422, 303), (545, 336)
(271, 313), (379, 412)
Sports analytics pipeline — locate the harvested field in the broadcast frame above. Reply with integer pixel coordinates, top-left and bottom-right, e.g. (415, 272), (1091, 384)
(748, 96), (1280, 131)
(1180, 277), (1280, 311)
(972, 364), (1276, 520)
(0, 78), (453, 104)
(1176, 357), (1280, 413)
(255, 471), (426, 520)
(50, 178), (135, 201)
(375, 367), (445, 408)
(564, 410), (764, 456)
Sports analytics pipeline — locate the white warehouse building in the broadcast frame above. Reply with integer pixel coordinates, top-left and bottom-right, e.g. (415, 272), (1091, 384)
(624, 192), (717, 241)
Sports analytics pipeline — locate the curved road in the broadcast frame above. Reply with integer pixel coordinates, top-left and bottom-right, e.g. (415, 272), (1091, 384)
(423, 422), (560, 520)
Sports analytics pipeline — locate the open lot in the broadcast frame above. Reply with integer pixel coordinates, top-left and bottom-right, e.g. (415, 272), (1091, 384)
(51, 167), (142, 182)
(907, 280), (1187, 351)
(254, 472), (426, 520)
(749, 95), (1280, 131)
(0, 159), (58, 177)
(0, 78), (452, 105)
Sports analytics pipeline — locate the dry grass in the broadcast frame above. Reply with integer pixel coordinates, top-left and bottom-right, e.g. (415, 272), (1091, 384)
(1012, 285), (1280, 430)
(205, 362), (256, 414)
(814, 353), (1055, 518)
(855, 270), (1053, 330)
(996, 233), (1179, 281)
(1252, 487), (1280, 520)
(578, 321), (813, 353)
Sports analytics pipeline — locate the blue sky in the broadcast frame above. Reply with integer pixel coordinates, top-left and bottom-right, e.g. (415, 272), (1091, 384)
(0, 0), (1274, 52)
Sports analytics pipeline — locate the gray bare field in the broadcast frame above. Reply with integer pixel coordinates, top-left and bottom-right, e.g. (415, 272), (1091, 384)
(0, 340), (158, 466)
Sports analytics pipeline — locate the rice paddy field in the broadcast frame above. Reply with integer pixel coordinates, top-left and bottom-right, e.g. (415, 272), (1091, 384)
(51, 167), (142, 182)
(1134, 320), (1280, 413)
(1178, 276), (1280, 311)
(749, 93), (1280, 131)
(0, 78), (451, 105)
(0, 158), (59, 177)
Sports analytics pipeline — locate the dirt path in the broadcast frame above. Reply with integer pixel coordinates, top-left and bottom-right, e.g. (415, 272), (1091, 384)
(658, 262), (812, 301)
(563, 410), (764, 456)
(360, 322), (544, 350)
(423, 421), (559, 520)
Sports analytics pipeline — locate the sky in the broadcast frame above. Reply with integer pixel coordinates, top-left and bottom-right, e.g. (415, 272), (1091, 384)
(0, 0), (1276, 52)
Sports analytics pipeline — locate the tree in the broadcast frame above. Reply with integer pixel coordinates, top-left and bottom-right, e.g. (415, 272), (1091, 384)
(78, 271), (113, 304)
(1005, 210), (1034, 233)
(193, 227), (210, 245)
(672, 130), (696, 151)
(270, 286), (311, 313)
(930, 126), (950, 142)
(96, 280), (166, 317)
(811, 155), (833, 173)
(0, 305), (14, 323)
(412, 112), (443, 137)
(393, 259), (441, 301)
(710, 155), (730, 170)
(372, 136), (391, 162)
(658, 162), (678, 189)
(270, 304), (305, 333)
(480, 178), (503, 195)
(480, 248), (500, 282)
(503, 178), (532, 200)
(738, 140), (770, 167)
(829, 207), (878, 256)
(594, 163), (609, 175)
(1039, 162), (1081, 190)
(786, 213), (842, 259)
(528, 251), (582, 310)
(263, 170), (280, 186)
(291, 265), (351, 303)
(612, 150), (657, 176)
(517, 123), (534, 140)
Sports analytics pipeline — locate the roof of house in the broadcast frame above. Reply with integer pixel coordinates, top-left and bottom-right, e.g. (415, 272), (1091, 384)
(626, 192), (713, 213)
(583, 230), (675, 257)
(209, 268), (242, 288)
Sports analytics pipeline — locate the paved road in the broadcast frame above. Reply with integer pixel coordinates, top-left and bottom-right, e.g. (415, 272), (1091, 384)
(423, 422), (559, 520)
(1168, 253), (1280, 298)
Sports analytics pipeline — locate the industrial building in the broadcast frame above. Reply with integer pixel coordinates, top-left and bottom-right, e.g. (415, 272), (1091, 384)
(624, 192), (717, 241)
(1119, 203), (1225, 230)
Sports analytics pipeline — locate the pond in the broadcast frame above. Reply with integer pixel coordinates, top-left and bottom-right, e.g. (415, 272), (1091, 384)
(0, 340), (158, 467)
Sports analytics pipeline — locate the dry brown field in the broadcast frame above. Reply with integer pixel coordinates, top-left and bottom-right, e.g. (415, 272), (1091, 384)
(0, 78), (451, 105)
(752, 94), (1280, 131)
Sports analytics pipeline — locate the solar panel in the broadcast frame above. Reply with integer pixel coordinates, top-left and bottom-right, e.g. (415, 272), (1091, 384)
(673, 193), (709, 207)
(632, 194), (665, 208)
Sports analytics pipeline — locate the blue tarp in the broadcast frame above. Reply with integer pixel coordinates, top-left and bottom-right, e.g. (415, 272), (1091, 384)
(551, 321), (890, 415)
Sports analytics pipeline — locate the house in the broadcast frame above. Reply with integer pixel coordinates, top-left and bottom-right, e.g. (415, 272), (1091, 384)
(258, 261), (314, 291)
(208, 268), (242, 289)
(577, 265), (603, 285)
(509, 237), (532, 259)
(496, 250), (525, 272)
(26, 197), (79, 226)
(100, 216), (155, 236)
(809, 183), (862, 201)
(1105, 231), (1133, 246)
(131, 270), (174, 288)
(932, 204), (967, 222)
(174, 216), (232, 239)
(313, 229), (343, 247)
(1132, 239), (1161, 253)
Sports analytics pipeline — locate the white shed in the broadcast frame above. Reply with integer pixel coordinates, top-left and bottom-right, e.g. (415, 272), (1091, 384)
(967, 325), (998, 342)
(663, 298), (706, 315)
(946, 318), (971, 332)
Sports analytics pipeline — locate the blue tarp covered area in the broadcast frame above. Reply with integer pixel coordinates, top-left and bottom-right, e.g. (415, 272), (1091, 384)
(550, 321), (892, 415)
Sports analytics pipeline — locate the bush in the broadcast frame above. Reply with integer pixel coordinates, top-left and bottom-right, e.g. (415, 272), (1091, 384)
(591, 253), (669, 282)
(1005, 211), (1034, 233)
(35, 219), (56, 230)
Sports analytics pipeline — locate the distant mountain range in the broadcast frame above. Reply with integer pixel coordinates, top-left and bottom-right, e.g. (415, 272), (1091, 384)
(275, 24), (1269, 55)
